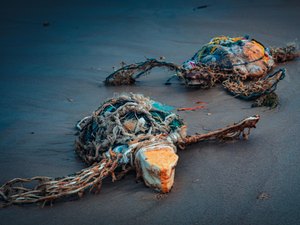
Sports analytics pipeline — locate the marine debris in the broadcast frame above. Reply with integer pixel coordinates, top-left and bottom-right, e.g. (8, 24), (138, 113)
(0, 94), (260, 206)
(177, 105), (205, 111)
(177, 101), (207, 111)
(105, 36), (299, 106)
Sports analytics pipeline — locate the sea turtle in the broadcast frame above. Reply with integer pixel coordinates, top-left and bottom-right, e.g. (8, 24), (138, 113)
(105, 36), (298, 105)
(0, 94), (259, 206)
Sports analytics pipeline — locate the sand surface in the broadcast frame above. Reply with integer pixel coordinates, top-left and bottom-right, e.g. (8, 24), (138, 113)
(0, 0), (300, 224)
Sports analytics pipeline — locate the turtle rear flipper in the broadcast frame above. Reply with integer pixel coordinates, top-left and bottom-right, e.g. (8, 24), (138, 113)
(104, 59), (182, 86)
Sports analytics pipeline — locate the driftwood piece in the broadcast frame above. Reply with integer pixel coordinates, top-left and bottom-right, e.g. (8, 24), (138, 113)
(182, 115), (260, 147)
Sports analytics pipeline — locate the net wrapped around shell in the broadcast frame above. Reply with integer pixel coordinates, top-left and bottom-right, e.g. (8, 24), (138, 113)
(75, 93), (186, 165)
(0, 94), (260, 207)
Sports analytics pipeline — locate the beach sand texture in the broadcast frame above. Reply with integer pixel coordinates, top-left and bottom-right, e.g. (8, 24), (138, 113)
(0, 0), (299, 224)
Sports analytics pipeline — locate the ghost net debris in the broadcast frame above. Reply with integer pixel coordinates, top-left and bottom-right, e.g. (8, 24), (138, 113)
(104, 36), (299, 107)
(1, 94), (260, 207)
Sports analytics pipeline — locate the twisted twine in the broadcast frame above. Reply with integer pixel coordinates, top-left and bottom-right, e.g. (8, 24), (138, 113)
(0, 95), (260, 207)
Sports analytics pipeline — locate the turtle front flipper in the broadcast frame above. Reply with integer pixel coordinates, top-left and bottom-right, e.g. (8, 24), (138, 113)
(222, 68), (285, 101)
(181, 115), (260, 146)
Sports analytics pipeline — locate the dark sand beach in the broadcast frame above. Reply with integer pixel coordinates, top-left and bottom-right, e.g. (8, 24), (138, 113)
(0, 0), (300, 224)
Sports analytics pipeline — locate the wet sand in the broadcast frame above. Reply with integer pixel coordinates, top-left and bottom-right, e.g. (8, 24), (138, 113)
(0, 0), (300, 224)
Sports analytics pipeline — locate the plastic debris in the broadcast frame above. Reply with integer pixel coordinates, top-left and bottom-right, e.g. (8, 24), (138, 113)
(135, 140), (178, 193)
(0, 94), (260, 206)
(177, 105), (205, 111)
(104, 36), (299, 106)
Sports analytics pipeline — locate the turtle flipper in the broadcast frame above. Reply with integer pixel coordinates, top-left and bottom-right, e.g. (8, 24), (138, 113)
(104, 59), (182, 86)
(222, 68), (285, 101)
(0, 155), (120, 206)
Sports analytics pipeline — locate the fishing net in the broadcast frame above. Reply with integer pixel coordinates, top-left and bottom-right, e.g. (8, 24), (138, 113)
(105, 59), (182, 86)
(104, 36), (298, 105)
(75, 93), (186, 165)
(0, 94), (260, 206)
(222, 69), (285, 100)
(182, 36), (274, 79)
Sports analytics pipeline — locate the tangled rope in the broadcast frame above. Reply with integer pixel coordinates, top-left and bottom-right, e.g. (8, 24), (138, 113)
(222, 69), (286, 100)
(0, 94), (260, 207)
(104, 37), (299, 105)
(270, 44), (299, 63)
(181, 115), (260, 148)
(105, 59), (182, 86)
(0, 155), (119, 206)
(75, 93), (185, 165)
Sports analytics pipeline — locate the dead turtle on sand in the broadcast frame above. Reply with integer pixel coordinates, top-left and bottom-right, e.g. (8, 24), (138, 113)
(0, 94), (259, 206)
(105, 36), (299, 107)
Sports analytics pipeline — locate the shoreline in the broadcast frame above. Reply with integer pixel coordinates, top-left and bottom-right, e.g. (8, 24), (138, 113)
(0, 0), (300, 224)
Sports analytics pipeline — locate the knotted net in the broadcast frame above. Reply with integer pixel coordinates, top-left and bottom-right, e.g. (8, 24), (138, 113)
(105, 36), (298, 105)
(0, 94), (260, 207)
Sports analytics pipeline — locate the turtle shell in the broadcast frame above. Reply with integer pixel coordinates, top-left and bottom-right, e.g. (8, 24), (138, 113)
(75, 94), (186, 165)
(182, 36), (274, 80)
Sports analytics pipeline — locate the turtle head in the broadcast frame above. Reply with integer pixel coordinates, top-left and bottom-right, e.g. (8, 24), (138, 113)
(134, 140), (178, 193)
(183, 69), (215, 88)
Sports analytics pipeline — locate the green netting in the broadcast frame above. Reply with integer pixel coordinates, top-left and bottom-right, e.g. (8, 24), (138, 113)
(104, 36), (298, 106)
